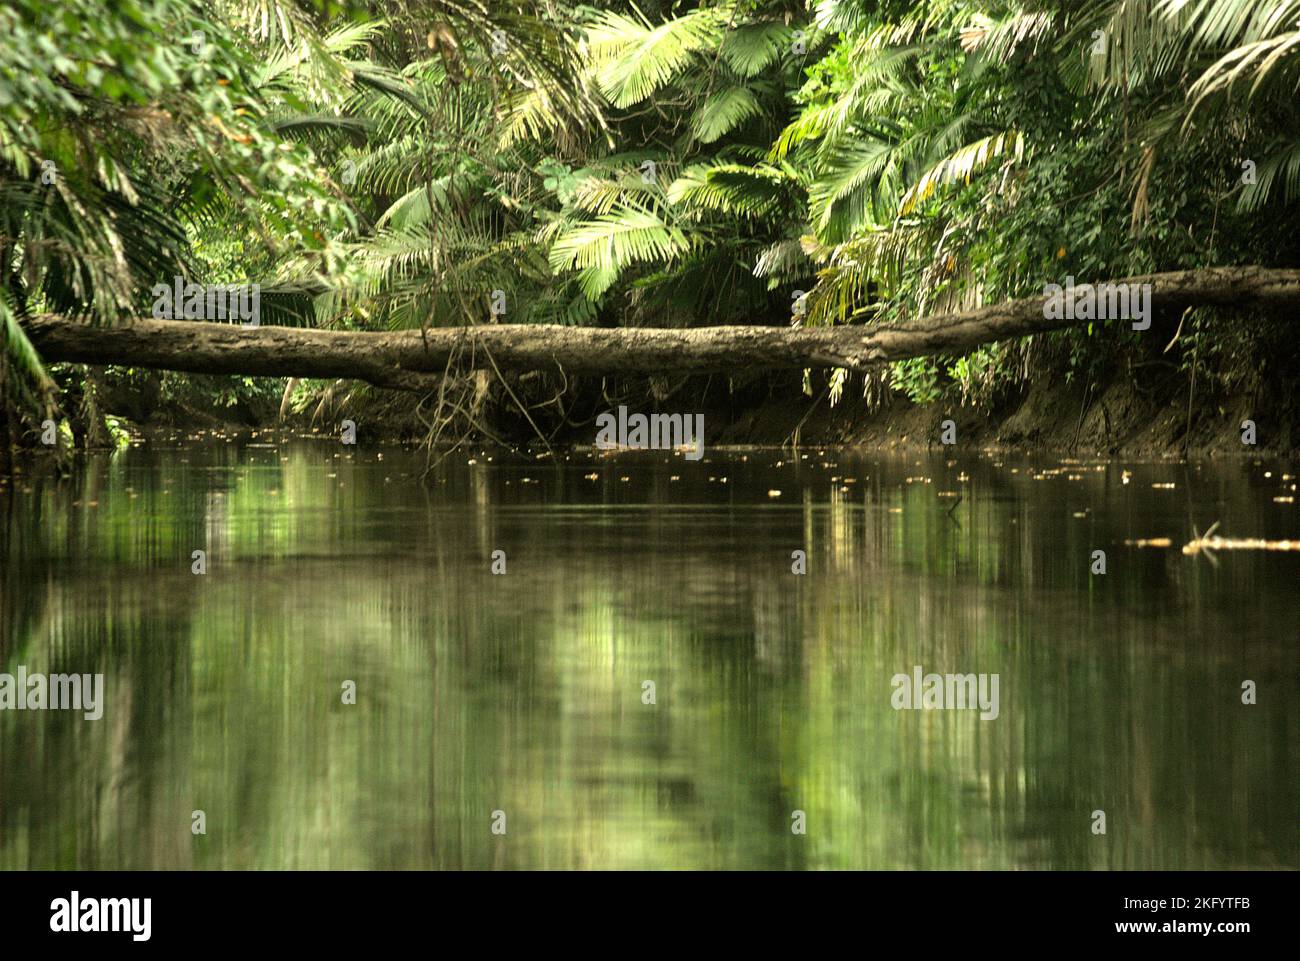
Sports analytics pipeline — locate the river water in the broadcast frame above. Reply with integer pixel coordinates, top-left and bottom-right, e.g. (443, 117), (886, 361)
(0, 441), (1295, 869)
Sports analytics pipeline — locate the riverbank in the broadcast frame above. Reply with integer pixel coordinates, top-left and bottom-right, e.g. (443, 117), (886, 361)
(65, 374), (1296, 461)
(707, 365), (1292, 457)
(12, 324), (1297, 461)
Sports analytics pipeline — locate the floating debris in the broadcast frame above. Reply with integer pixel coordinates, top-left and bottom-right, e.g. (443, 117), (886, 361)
(1182, 522), (1299, 558)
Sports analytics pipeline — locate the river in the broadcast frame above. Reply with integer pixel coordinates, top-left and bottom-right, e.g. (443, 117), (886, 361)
(0, 441), (1294, 869)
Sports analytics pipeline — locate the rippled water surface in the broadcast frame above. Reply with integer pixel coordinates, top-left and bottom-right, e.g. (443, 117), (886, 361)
(1, 442), (1295, 869)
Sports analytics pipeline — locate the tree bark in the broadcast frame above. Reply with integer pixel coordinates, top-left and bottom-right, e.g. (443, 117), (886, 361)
(22, 267), (1300, 392)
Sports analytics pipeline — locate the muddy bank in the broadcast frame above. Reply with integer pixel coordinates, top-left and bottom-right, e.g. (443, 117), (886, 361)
(707, 367), (1293, 458)
(479, 350), (1296, 457)
(30, 333), (1298, 459)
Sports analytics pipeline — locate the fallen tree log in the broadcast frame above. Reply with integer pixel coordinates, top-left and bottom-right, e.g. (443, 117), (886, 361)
(23, 267), (1300, 392)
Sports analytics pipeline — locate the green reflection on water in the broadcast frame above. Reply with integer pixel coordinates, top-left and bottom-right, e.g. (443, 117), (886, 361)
(1, 443), (1295, 869)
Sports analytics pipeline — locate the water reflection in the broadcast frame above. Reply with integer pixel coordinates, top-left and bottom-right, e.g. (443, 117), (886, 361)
(0, 443), (1295, 869)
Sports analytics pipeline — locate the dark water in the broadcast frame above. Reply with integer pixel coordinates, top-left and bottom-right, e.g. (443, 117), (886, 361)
(0, 440), (1295, 870)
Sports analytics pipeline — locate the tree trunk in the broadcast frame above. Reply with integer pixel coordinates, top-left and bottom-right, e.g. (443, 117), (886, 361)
(22, 267), (1300, 392)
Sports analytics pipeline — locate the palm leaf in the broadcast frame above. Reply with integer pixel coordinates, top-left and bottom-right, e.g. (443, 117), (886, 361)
(667, 162), (795, 218)
(1238, 139), (1300, 210)
(897, 131), (1024, 216)
(809, 138), (895, 240)
(549, 205), (692, 298)
(691, 84), (764, 143)
(719, 22), (795, 77)
(587, 7), (725, 108)
(1, 290), (55, 400)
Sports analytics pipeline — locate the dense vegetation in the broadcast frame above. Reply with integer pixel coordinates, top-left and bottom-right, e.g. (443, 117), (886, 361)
(2, 0), (1298, 453)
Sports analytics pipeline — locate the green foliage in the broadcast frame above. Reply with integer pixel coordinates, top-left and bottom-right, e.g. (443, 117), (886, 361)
(0, 0), (361, 425)
(103, 415), (131, 449)
(4, 0), (1299, 430)
(889, 357), (944, 406)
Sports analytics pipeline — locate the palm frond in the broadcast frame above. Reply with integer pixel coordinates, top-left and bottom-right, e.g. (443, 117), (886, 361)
(719, 22), (795, 77)
(587, 7), (726, 108)
(549, 205), (693, 298)
(1, 289), (54, 398)
(1186, 26), (1300, 118)
(1238, 139), (1300, 210)
(897, 131), (1024, 216)
(808, 138), (895, 240)
(799, 221), (932, 326)
(753, 238), (812, 287)
(692, 84), (765, 144)
(667, 162), (795, 218)
(960, 11), (1056, 58)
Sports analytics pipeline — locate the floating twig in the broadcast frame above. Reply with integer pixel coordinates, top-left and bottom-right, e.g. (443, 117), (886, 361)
(1182, 520), (1299, 560)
